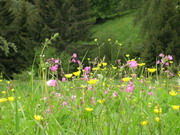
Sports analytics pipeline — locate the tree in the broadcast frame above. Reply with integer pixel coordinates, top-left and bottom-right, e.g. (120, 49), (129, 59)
(136, 0), (180, 64)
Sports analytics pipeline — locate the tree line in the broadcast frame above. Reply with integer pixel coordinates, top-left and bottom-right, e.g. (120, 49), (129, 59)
(0, 0), (179, 78)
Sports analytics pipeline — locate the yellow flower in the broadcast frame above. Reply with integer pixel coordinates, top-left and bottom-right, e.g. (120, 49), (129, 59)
(169, 90), (178, 96)
(73, 71), (81, 76)
(87, 79), (98, 85)
(0, 98), (7, 103)
(155, 117), (160, 122)
(80, 85), (86, 88)
(112, 66), (117, 69)
(87, 58), (90, 61)
(94, 39), (97, 42)
(92, 67), (100, 71)
(0, 80), (2, 82)
(1, 91), (6, 94)
(138, 63), (146, 66)
(170, 61), (173, 64)
(122, 77), (132, 82)
(140, 120), (148, 126)
(65, 74), (73, 78)
(178, 71), (180, 76)
(8, 97), (15, 101)
(108, 39), (111, 41)
(154, 108), (162, 114)
(11, 89), (15, 92)
(148, 68), (157, 73)
(102, 62), (107, 67)
(97, 99), (105, 104)
(126, 54), (130, 57)
(85, 108), (93, 112)
(34, 115), (43, 121)
(7, 81), (10, 84)
(171, 105), (179, 111)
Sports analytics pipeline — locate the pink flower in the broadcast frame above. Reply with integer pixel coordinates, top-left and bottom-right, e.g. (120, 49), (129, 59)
(72, 58), (76, 63)
(54, 59), (59, 63)
(127, 61), (138, 68)
(84, 66), (91, 74)
(77, 60), (81, 64)
(165, 62), (169, 66)
(91, 97), (95, 104)
(167, 55), (173, 60)
(112, 91), (118, 97)
(125, 82), (135, 93)
(159, 53), (164, 57)
(50, 64), (58, 72)
(104, 88), (110, 95)
(72, 53), (77, 58)
(62, 77), (66, 82)
(88, 86), (93, 90)
(156, 60), (160, 64)
(62, 101), (68, 106)
(47, 80), (57, 87)
(148, 91), (154, 96)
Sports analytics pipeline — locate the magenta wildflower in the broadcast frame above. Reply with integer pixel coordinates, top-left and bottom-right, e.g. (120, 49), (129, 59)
(125, 82), (135, 93)
(112, 91), (118, 97)
(62, 101), (68, 106)
(47, 80), (57, 87)
(127, 61), (138, 68)
(72, 53), (77, 58)
(167, 55), (173, 60)
(50, 64), (58, 72)
(84, 66), (91, 74)
(72, 58), (76, 63)
(71, 95), (76, 100)
(148, 91), (154, 96)
(165, 62), (169, 66)
(159, 53), (164, 57)
(62, 77), (66, 82)
(156, 60), (160, 64)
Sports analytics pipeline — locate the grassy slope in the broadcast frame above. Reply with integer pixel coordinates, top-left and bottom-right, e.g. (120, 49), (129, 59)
(78, 11), (143, 56)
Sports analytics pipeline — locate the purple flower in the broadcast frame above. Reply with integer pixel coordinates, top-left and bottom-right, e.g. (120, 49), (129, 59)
(84, 66), (91, 74)
(127, 61), (138, 68)
(72, 58), (76, 63)
(148, 91), (154, 96)
(62, 101), (68, 106)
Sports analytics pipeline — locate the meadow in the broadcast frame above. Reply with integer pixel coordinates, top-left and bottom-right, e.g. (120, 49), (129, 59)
(0, 48), (179, 134)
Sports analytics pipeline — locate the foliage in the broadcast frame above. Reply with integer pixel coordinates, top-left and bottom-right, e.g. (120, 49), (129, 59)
(136, 0), (180, 65)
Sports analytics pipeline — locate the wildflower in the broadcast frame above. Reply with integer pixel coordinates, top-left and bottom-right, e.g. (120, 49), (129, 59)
(148, 91), (154, 96)
(178, 71), (180, 76)
(72, 58), (76, 63)
(7, 81), (10, 84)
(169, 90), (178, 96)
(97, 74), (103, 80)
(154, 108), (162, 114)
(159, 53), (164, 57)
(91, 97), (95, 104)
(47, 80), (57, 87)
(62, 77), (66, 82)
(156, 60), (160, 64)
(125, 82), (135, 93)
(170, 61), (173, 64)
(62, 102), (68, 106)
(127, 60), (138, 68)
(49, 64), (58, 72)
(92, 67), (99, 71)
(87, 79), (98, 85)
(84, 66), (91, 74)
(112, 66), (117, 69)
(122, 77), (132, 82)
(148, 103), (152, 107)
(72, 53), (77, 58)
(171, 105), (179, 111)
(97, 99), (105, 104)
(112, 91), (118, 97)
(94, 39), (97, 42)
(108, 39), (111, 41)
(167, 55), (173, 60)
(126, 54), (130, 57)
(71, 95), (76, 100)
(34, 115), (43, 121)
(148, 68), (156, 73)
(65, 74), (73, 78)
(155, 117), (160, 122)
(85, 108), (93, 112)
(11, 89), (15, 92)
(138, 63), (146, 66)
(0, 80), (2, 82)
(0, 98), (7, 103)
(1, 91), (6, 94)
(102, 62), (107, 67)
(73, 71), (81, 76)
(8, 97), (15, 101)
(140, 120), (148, 126)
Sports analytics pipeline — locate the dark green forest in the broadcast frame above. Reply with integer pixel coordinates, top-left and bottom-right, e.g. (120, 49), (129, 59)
(0, 0), (179, 78)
